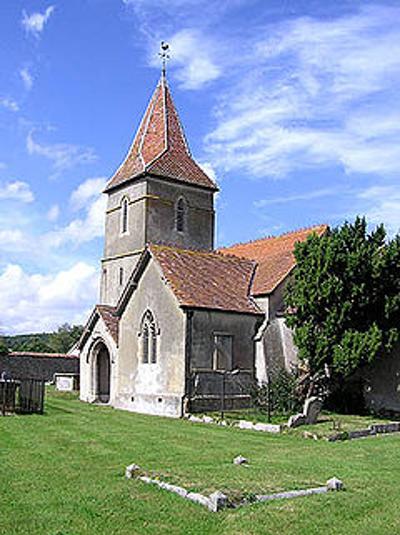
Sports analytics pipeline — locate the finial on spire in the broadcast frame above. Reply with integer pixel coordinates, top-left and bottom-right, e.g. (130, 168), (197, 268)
(159, 41), (170, 79)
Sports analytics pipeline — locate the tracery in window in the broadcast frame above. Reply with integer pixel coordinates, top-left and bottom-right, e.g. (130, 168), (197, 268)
(140, 310), (158, 364)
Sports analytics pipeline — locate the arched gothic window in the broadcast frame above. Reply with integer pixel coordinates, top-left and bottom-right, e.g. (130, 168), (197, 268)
(121, 198), (128, 234)
(140, 310), (158, 364)
(176, 197), (185, 232)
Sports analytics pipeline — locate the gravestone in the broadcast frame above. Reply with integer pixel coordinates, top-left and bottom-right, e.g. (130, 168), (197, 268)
(303, 396), (323, 424)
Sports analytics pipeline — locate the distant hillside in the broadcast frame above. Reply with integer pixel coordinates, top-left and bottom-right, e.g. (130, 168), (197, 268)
(1, 324), (84, 355)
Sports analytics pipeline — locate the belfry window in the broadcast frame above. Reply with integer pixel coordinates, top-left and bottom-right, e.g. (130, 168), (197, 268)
(140, 310), (158, 364)
(176, 197), (185, 232)
(121, 198), (128, 234)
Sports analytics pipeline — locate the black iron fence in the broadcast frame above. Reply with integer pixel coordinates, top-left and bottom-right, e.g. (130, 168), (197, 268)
(0, 379), (45, 415)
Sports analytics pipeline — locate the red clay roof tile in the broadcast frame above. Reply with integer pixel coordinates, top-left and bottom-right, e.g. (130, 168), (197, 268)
(219, 225), (328, 295)
(105, 76), (217, 192)
(96, 305), (119, 344)
(149, 244), (262, 315)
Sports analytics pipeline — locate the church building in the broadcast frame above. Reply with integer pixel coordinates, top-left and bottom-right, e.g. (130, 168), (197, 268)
(79, 67), (325, 417)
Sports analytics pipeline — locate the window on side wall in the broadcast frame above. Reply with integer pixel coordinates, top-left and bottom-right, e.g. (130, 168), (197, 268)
(140, 310), (158, 364)
(176, 197), (185, 232)
(121, 198), (128, 234)
(213, 334), (233, 371)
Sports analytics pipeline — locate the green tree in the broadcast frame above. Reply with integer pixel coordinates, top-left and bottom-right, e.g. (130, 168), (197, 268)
(286, 217), (400, 383)
(0, 337), (9, 355)
(48, 324), (84, 353)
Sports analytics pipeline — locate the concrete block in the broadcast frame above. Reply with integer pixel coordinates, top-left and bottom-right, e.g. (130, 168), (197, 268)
(253, 422), (281, 433)
(326, 477), (344, 491)
(186, 492), (213, 510)
(125, 463), (141, 479)
(233, 455), (248, 465)
(209, 491), (229, 512)
(237, 420), (254, 430)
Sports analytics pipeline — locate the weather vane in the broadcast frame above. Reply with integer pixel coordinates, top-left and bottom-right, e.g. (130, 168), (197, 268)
(159, 41), (170, 78)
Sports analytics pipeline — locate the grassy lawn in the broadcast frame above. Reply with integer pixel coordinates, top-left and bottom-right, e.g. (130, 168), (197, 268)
(1, 390), (400, 534)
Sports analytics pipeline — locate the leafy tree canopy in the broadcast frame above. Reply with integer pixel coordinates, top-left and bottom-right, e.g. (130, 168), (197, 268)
(286, 217), (400, 378)
(0, 337), (9, 356)
(3, 324), (83, 354)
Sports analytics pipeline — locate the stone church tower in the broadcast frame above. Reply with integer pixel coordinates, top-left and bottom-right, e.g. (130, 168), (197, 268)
(100, 71), (218, 305)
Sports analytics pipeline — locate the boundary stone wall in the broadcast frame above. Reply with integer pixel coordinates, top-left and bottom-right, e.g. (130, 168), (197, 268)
(0, 354), (79, 382)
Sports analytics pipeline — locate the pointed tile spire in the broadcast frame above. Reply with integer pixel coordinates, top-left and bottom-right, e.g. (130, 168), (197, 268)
(105, 73), (217, 192)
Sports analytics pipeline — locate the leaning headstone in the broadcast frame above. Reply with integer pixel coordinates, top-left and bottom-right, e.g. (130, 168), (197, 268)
(303, 396), (323, 424)
(326, 477), (344, 491)
(209, 491), (229, 512)
(288, 413), (307, 428)
(233, 455), (248, 465)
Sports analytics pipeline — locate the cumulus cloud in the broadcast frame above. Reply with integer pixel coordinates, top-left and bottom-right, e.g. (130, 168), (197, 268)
(20, 68), (34, 91)
(0, 181), (34, 203)
(27, 131), (97, 176)
(0, 97), (19, 112)
(205, 5), (400, 179)
(21, 6), (55, 38)
(70, 177), (106, 211)
(47, 204), (60, 222)
(162, 30), (221, 90)
(0, 262), (98, 334)
(45, 177), (107, 248)
(0, 230), (28, 252)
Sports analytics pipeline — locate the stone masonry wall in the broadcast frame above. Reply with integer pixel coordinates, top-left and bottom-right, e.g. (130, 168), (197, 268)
(0, 355), (79, 382)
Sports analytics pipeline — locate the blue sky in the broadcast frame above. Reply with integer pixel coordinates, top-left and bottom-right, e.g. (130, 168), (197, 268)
(1, 0), (400, 334)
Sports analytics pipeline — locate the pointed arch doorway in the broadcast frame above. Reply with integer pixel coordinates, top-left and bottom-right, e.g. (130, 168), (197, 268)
(94, 342), (111, 403)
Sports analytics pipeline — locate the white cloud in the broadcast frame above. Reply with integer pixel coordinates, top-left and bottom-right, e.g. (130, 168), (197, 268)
(21, 6), (55, 38)
(70, 177), (106, 211)
(162, 30), (221, 90)
(27, 131), (97, 176)
(0, 181), (34, 203)
(47, 204), (60, 222)
(20, 68), (34, 91)
(0, 97), (19, 112)
(205, 5), (400, 179)
(45, 178), (107, 248)
(0, 262), (98, 334)
(358, 185), (400, 236)
(254, 188), (337, 208)
(0, 230), (27, 249)
(198, 161), (218, 184)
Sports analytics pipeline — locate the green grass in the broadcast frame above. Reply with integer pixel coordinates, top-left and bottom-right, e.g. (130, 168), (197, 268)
(1, 389), (400, 534)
